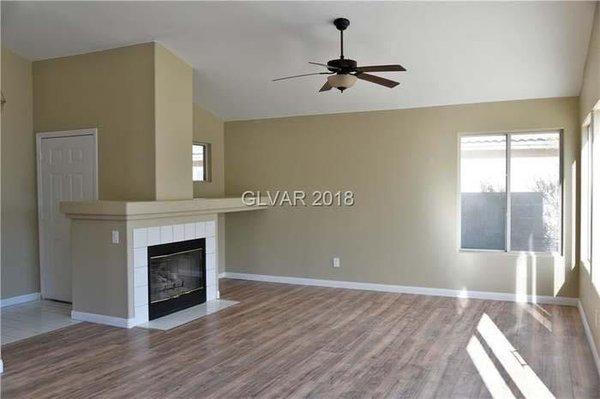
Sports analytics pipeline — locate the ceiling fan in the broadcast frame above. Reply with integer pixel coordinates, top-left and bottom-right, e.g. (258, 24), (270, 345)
(273, 18), (406, 92)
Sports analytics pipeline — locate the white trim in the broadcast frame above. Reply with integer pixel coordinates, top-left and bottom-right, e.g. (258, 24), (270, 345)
(218, 272), (226, 279)
(223, 272), (578, 306)
(584, 112), (592, 128)
(1, 292), (41, 308)
(0, 359), (4, 373)
(578, 300), (600, 377)
(37, 129), (99, 301)
(71, 310), (136, 329)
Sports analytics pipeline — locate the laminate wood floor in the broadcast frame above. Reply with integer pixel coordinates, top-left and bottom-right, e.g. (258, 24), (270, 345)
(1, 279), (598, 398)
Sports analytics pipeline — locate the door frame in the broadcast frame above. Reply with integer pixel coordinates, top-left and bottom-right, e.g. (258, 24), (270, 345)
(36, 128), (99, 300)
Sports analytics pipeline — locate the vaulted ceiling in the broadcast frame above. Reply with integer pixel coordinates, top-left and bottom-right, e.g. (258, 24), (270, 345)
(2, 1), (596, 120)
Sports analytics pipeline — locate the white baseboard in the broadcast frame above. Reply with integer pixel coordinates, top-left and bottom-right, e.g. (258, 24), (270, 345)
(71, 310), (136, 329)
(222, 272), (578, 306)
(0, 359), (4, 374)
(1, 292), (41, 308)
(578, 301), (600, 377)
(218, 272), (226, 279)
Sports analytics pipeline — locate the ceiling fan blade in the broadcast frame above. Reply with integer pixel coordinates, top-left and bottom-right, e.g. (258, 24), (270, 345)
(356, 73), (399, 88)
(272, 72), (332, 82)
(319, 81), (333, 92)
(309, 62), (341, 70)
(356, 64), (406, 72)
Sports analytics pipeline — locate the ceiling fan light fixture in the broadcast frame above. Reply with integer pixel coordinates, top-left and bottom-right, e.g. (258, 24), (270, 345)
(327, 74), (357, 91)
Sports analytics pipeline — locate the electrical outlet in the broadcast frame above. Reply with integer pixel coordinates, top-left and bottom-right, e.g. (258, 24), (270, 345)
(333, 257), (340, 268)
(111, 230), (120, 244)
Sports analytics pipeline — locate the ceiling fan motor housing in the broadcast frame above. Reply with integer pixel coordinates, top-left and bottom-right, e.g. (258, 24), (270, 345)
(326, 58), (357, 73)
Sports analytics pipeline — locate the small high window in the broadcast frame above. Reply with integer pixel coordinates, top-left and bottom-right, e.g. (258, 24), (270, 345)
(193, 143), (211, 182)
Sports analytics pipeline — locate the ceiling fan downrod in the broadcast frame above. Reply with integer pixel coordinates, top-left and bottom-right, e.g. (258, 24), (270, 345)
(333, 18), (350, 60)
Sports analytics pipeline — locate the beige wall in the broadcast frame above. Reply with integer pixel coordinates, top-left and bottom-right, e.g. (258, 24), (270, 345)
(225, 97), (579, 298)
(579, 2), (600, 363)
(193, 104), (226, 273)
(580, 3), (600, 122)
(33, 42), (195, 201)
(1, 47), (38, 299)
(71, 219), (128, 317)
(33, 43), (157, 201)
(154, 44), (193, 200)
(193, 104), (225, 198)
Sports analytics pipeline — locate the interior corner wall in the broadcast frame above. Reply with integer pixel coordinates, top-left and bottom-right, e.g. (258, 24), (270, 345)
(224, 97), (580, 298)
(1, 47), (38, 299)
(192, 103), (226, 274)
(154, 44), (193, 200)
(193, 104), (225, 198)
(580, 3), (600, 123)
(579, 1), (600, 363)
(33, 43), (157, 201)
(194, 103), (226, 273)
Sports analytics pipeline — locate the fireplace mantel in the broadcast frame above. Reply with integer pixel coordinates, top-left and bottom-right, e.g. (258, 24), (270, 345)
(61, 197), (266, 220)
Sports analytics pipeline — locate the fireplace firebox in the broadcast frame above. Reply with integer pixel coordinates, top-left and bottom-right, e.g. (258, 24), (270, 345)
(147, 238), (206, 320)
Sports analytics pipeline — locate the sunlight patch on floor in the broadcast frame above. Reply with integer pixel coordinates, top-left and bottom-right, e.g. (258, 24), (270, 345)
(466, 335), (516, 398)
(515, 254), (528, 303)
(522, 304), (552, 332)
(455, 288), (470, 315)
(468, 313), (555, 399)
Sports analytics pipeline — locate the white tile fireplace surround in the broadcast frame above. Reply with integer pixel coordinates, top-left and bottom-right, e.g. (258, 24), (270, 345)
(132, 220), (217, 325)
(61, 198), (265, 328)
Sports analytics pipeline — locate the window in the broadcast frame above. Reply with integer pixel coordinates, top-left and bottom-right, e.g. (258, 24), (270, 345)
(582, 116), (592, 270)
(192, 143), (211, 182)
(460, 131), (562, 253)
(582, 101), (600, 289)
(460, 135), (507, 250)
(591, 109), (600, 288)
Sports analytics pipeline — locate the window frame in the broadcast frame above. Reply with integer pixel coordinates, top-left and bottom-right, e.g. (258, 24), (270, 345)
(581, 100), (600, 289)
(457, 128), (564, 256)
(594, 105), (600, 289)
(192, 142), (212, 183)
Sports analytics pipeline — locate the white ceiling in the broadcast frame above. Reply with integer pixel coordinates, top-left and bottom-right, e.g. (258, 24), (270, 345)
(2, 1), (596, 121)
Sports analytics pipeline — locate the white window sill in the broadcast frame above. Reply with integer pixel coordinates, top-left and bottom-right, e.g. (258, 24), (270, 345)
(458, 249), (562, 258)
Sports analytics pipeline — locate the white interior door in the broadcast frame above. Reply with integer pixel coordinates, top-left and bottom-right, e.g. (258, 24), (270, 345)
(37, 129), (98, 302)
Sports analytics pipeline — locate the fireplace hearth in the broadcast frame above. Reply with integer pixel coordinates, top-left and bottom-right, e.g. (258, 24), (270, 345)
(147, 238), (206, 320)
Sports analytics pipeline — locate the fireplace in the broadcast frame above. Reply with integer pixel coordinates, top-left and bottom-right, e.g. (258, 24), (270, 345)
(147, 238), (206, 320)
